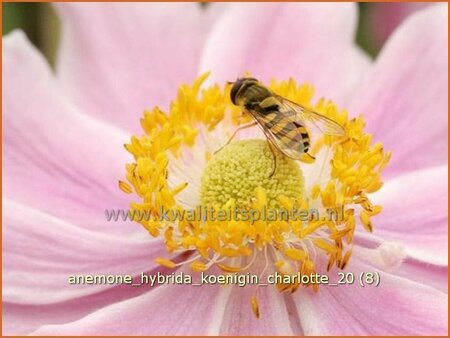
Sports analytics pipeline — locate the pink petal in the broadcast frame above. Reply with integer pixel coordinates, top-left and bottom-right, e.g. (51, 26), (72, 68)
(31, 267), (230, 335)
(200, 2), (371, 107)
(3, 260), (183, 336)
(350, 4), (448, 176)
(366, 165), (448, 266)
(293, 257), (448, 335)
(218, 258), (294, 335)
(3, 200), (165, 305)
(30, 259), (297, 335)
(55, 2), (221, 133)
(394, 259), (448, 293)
(353, 245), (448, 293)
(3, 31), (138, 235)
(218, 287), (293, 335)
(4, 281), (149, 336)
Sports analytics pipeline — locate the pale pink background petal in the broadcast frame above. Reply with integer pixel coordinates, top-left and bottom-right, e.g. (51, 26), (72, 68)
(31, 262), (297, 335)
(55, 2), (223, 133)
(3, 31), (172, 333)
(219, 286), (294, 335)
(394, 260), (448, 293)
(366, 165), (448, 266)
(294, 257), (448, 335)
(200, 2), (371, 107)
(3, 2), (448, 336)
(218, 258), (294, 335)
(352, 245), (448, 293)
(31, 267), (231, 335)
(3, 200), (166, 305)
(350, 4), (448, 176)
(3, 261), (181, 336)
(3, 31), (140, 235)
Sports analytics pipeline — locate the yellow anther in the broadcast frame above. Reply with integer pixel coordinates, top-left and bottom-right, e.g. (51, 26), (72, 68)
(360, 210), (373, 232)
(327, 254), (336, 271)
(301, 221), (327, 237)
(275, 260), (295, 275)
(313, 239), (338, 255)
(250, 295), (260, 319)
(217, 264), (242, 273)
(284, 248), (307, 261)
(118, 180), (133, 194)
(160, 188), (175, 207)
(329, 229), (350, 240)
(154, 257), (177, 268)
(368, 205), (383, 216)
(378, 152), (392, 171)
(172, 182), (188, 195)
(311, 184), (321, 199)
(340, 249), (353, 269)
(365, 180), (384, 193)
(190, 261), (207, 272)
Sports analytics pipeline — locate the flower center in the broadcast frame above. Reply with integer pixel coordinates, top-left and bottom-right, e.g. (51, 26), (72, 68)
(120, 74), (391, 310)
(200, 139), (304, 209)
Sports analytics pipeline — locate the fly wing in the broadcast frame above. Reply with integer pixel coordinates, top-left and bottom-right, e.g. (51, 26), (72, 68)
(247, 107), (307, 160)
(275, 95), (345, 136)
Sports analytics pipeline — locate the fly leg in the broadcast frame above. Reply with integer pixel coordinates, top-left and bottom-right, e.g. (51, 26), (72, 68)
(267, 141), (278, 178)
(214, 121), (257, 154)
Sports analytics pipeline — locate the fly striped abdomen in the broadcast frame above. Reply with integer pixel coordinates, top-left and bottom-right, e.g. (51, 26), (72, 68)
(261, 111), (310, 155)
(256, 94), (311, 156)
(268, 114), (309, 153)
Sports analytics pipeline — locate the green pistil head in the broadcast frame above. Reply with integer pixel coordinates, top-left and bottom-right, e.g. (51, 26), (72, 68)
(200, 139), (304, 208)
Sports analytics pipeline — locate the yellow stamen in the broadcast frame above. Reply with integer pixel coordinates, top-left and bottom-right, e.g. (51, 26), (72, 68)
(340, 249), (353, 269)
(217, 263), (243, 273)
(118, 180), (132, 194)
(190, 261), (207, 272)
(250, 295), (260, 319)
(121, 73), (391, 302)
(154, 257), (177, 268)
(313, 239), (338, 255)
(360, 210), (373, 232)
(284, 248), (307, 261)
(172, 182), (189, 195)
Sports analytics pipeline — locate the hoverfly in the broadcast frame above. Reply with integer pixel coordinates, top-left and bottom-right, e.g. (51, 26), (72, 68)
(217, 77), (345, 176)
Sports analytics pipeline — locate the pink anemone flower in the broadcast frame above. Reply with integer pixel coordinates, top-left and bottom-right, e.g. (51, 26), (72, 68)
(3, 2), (448, 336)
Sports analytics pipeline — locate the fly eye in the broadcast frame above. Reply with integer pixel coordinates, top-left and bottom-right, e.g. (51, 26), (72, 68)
(230, 80), (243, 105)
